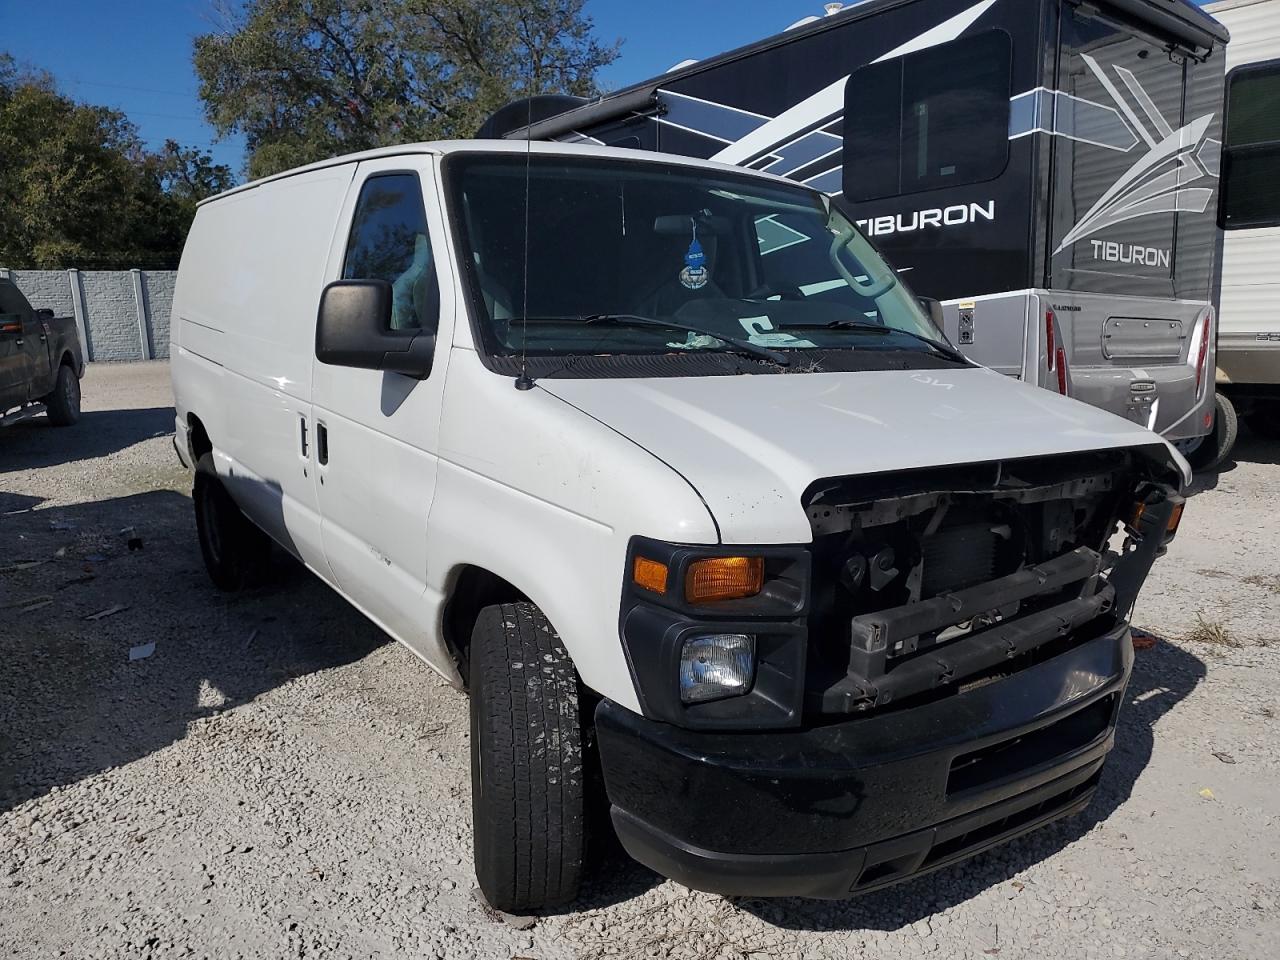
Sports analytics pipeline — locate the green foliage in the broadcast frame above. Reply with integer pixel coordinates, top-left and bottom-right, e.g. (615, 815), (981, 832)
(0, 53), (234, 270)
(194, 0), (620, 179)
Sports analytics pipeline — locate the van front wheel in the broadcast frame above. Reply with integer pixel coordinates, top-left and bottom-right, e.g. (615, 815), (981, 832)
(470, 602), (585, 912)
(193, 453), (271, 591)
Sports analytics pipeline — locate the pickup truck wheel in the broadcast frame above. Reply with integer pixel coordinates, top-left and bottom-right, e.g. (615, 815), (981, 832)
(44, 364), (81, 426)
(1186, 393), (1238, 472)
(193, 453), (271, 591)
(470, 602), (585, 912)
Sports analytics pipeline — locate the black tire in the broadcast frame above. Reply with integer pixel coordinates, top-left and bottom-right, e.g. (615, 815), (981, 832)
(1186, 393), (1238, 472)
(44, 363), (81, 426)
(470, 602), (585, 912)
(193, 453), (271, 591)
(1243, 400), (1280, 440)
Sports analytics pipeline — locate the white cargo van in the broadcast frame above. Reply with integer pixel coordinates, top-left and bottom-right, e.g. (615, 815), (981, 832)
(171, 141), (1189, 911)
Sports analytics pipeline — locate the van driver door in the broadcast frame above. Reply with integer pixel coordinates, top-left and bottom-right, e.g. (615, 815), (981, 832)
(310, 156), (455, 656)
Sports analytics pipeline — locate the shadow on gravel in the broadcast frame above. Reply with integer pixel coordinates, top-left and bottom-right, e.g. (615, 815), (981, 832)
(1185, 426), (1280, 496)
(0, 406), (174, 470)
(703, 639), (1207, 933)
(0, 490), (391, 814)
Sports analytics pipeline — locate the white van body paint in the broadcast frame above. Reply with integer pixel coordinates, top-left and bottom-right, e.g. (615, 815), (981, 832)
(171, 139), (1188, 716)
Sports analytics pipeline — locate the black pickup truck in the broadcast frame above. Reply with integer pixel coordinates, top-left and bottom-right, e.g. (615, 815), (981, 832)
(0, 278), (84, 427)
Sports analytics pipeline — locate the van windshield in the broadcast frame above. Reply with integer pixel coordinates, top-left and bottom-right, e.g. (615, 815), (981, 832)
(446, 153), (960, 373)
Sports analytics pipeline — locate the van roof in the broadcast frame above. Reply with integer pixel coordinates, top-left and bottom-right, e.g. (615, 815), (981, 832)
(199, 139), (810, 206)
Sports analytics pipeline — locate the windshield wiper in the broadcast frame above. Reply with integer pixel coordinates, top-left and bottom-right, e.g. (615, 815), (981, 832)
(578, 313), (790, 367)
(782, 320), (969, 364)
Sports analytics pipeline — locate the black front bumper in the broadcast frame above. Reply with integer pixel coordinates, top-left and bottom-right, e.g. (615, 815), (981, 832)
(596, 622), (1132, 898)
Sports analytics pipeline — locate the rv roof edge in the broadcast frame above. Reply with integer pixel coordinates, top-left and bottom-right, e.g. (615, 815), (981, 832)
(1092, 0), (1230, 51)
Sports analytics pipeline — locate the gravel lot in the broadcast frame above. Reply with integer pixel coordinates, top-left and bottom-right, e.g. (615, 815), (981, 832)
(2, 361), (1278, 960)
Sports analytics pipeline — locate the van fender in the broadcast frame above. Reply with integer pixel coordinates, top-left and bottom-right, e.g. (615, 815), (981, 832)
(424, 458), (643, 712)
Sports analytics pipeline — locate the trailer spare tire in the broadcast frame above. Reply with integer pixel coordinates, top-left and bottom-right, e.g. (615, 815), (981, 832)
(1185, 393), (1238, 473)
(470, 601), (585, 912)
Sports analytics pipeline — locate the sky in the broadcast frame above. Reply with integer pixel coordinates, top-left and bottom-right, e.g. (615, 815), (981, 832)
(0, 0), (839, 177)
(1, 0), (1211, 178)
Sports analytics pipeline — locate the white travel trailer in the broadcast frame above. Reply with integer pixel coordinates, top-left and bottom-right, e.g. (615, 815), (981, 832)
(171, 140), (1188, 911)
(1204, 0), (1280, 442)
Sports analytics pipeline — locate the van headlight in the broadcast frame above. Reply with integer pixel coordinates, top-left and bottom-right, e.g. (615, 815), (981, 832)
(679, 634), (756, 703)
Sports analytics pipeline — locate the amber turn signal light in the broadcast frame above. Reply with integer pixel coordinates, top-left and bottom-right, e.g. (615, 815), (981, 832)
(1128, 501), (1185, 536)
(633, 556), (669, 594)
(685, 556), (764, 603)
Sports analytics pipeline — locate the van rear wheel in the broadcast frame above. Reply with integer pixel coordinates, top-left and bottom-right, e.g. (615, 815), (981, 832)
(193, 453), (271, 591)
(470, 602), (585, 912)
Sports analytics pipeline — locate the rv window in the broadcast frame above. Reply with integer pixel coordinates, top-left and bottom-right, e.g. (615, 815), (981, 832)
(1220, 60), (1280, 230)
(343, 173), (438, 331)
(843, 30), (1011, 201)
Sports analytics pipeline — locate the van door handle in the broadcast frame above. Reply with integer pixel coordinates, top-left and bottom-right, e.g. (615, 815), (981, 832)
(299, 416), (309, 457)
(317, 423), (328, 465)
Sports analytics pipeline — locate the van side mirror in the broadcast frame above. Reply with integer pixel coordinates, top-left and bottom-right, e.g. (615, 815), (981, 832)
(35, 308), (53, 322)
(315, 280), (434, 378)
(918, 296), (945, 330)
(1219, 58), (1280, 230)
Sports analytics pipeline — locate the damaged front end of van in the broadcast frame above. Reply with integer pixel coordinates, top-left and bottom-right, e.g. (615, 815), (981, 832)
(597, 443), (1185, 898)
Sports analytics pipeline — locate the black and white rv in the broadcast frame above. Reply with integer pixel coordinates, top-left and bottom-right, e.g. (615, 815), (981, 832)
(482, 0), (1235, 467)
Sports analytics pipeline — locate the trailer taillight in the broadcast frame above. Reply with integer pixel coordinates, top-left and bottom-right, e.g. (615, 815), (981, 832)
(1045, 310), (1056, 370)
(1046, 310), (1069, 395)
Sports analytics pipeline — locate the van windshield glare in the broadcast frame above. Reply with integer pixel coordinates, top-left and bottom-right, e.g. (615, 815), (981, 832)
(446, 154), (949, 367)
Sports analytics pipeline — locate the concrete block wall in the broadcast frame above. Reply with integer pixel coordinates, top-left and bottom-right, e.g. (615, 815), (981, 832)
(6, 269), (76, 319)
(0, 268), (176, 361)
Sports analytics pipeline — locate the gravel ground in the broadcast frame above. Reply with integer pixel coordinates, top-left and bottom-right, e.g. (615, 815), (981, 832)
(1, 361), (1277, 960)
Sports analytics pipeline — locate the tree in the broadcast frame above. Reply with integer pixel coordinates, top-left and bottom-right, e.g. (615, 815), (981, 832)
(193, 0), (620, 179)
(0, 54), (235, 269)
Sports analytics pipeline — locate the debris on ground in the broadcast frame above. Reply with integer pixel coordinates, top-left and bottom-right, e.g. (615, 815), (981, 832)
(1131, 628), (1159, 650)
(2, 594), (52, 610)
(84, 604), (129, 621)
(128, 642), (156, 662)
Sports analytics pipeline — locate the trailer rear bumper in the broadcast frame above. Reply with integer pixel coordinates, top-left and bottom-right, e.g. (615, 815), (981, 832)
(1072, 361), (1211, 442)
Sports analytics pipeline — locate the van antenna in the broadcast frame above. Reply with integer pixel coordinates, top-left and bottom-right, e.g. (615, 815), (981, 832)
(514, 96), (535, 391)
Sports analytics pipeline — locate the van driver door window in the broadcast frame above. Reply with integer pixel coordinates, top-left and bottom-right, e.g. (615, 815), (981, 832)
(342, 173), (440, 331)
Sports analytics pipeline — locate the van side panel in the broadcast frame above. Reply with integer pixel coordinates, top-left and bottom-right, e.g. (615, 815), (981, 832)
(171, 165), (356, 570)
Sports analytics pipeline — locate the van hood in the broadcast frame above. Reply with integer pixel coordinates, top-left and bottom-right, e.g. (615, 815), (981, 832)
(540, 366), (1190, 544)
